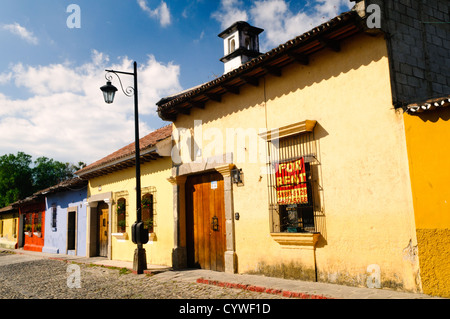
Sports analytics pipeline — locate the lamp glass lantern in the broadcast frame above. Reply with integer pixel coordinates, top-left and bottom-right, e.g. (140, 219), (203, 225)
(100, 81), (118, 104)
(231, 168), (243, 185)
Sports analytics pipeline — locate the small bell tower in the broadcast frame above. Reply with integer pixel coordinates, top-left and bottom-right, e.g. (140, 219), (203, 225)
(218, 21), (264, 74)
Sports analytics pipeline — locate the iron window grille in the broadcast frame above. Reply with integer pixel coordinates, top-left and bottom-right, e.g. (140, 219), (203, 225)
(51, 204), (57, 231)
(113, 191), (129, 234)
(266, 131), (319, 233)
(142, 186), (157, 233)
(24, 213), (32, 233)
(116, 198), (127, 233)
(51, 204), (57, 230)
(33, 212), (42, 233)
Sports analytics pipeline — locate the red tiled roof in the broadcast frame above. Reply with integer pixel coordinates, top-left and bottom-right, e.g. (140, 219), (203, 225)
(76, 124), (172, 178)
(157, 9), (371, 121)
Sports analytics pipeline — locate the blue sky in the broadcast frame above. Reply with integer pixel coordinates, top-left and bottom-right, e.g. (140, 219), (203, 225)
(0, 0), (353, 165)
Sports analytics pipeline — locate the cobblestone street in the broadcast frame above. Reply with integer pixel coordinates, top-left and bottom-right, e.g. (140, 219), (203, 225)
(0, 251), (287, 300)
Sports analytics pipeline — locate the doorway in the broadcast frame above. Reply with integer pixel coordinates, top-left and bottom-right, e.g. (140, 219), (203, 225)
(97, 202), (109, 257)
(186, 172), (226, 272)
(67, 210), (76, 253)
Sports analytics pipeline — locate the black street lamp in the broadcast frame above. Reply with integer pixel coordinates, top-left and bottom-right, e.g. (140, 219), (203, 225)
(100, 61), (148, 274)
(100, 81), (117, 104)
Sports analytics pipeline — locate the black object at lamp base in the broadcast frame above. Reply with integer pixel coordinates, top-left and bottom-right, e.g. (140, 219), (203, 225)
(133, 246), (147, 274)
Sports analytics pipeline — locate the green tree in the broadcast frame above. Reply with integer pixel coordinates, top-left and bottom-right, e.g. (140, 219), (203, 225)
(32, 158), (86, 192)
(0, 152), (86, 208)
(0, 152), (34, 208)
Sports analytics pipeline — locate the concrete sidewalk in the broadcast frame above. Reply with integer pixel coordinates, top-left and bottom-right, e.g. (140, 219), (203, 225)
(1, 248), (443, 299)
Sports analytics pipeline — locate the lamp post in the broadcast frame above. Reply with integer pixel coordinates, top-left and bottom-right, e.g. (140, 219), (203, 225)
(100, 61), (148, 274)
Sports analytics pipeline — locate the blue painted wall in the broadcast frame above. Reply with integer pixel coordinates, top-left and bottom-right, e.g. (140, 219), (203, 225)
(42, 188), (87, 256)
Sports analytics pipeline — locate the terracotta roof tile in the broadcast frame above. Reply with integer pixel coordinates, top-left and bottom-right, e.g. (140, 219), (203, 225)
(76, 124), (172, 176)
(157, 9), (366, 120)
(407, 95), (450, 114)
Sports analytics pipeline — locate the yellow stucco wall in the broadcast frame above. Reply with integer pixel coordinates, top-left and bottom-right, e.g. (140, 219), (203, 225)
(404, 108), (450, 297)
(88, 156), (174, 266)
(173, 33), (420, 292)
(0, 213), (18, 249)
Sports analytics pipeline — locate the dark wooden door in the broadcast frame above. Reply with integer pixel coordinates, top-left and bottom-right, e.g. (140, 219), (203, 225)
(186, 172), (226, 272)
(67, 211), (76, 251)
(97, 202), (109, 257)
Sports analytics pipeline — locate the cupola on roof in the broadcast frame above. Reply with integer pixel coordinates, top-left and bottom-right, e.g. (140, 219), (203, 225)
(218, 21), (264, 74)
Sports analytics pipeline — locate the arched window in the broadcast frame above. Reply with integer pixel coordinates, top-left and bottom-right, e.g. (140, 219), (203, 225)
(229, 38), (236, 54)
(141, 193), (154, 233)
(116, 198), (126, 233)
(245, 36), (251, 50)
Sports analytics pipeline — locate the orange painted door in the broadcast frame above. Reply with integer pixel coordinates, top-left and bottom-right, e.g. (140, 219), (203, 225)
(23, 209), (45, 252)
(97, 202), (109, 257)
(186, 172), (226, 272)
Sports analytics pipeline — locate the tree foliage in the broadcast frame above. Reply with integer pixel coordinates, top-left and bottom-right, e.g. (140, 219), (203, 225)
(0, 152), (86, 208)
(0, 152), (33, 208)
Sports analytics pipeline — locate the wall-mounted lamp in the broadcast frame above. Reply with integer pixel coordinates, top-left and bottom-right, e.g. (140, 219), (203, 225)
(231, 168), (243, 185)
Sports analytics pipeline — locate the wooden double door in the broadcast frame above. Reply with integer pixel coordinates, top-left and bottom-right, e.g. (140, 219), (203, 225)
(22, 208), (45, 252)
(186, 172), (226, 272)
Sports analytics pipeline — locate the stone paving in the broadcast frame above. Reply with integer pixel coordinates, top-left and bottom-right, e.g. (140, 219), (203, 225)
(0, 249), (444, 301)
(0, 250), (287, 300)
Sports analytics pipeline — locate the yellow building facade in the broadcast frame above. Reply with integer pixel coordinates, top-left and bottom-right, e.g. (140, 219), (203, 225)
(158, 13), (422, 292)
(76, 125), (174, 267)
(0, 206), (18, 249)
(404, 97), (450, 297)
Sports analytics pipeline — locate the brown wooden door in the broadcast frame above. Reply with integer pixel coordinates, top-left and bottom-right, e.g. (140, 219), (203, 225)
(186, 172), (226, 272)
(97, 202), (109, 257)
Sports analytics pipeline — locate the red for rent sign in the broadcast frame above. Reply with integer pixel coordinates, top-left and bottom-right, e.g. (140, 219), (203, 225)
(275, 158), (308, 204)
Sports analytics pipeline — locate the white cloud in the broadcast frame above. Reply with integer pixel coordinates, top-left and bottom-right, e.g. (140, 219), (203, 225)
(137, 0), (172, 27)
(194, 31), (205, 44)
(2, 23), (38, 45)
(212, 0), (353, 51)
(211, 0), (249, 30)
(0, 72), (12, 85)
(251, 0), (353, 50)
(0, 51), (181, 164)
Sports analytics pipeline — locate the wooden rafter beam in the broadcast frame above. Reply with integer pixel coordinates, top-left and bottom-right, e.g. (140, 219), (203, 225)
(263, 65), (282, 77)
(287, 52), (310, 65)
(318, 37), (341, 52)
(241, 76), (259, 87)
(188, 101), (205, 109)
(175, 106), (190, 115)
(221, 85), (240, 95)
(205, 93), (222, 102)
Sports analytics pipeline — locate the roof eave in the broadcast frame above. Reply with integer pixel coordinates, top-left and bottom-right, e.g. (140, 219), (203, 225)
(157, 10), (380, 122)
(406, 95), (450, 114)
(76, 145), (162, 179)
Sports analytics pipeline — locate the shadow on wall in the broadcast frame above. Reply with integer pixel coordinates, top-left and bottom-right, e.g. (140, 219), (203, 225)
(414, 107), (450, 123)
(187, 33), (387, 125)
(312, 122), (328, 246)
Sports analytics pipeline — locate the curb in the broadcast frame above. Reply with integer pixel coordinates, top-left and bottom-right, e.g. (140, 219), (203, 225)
(196, 277), (333, 299)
